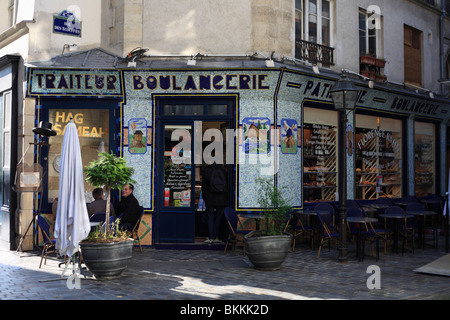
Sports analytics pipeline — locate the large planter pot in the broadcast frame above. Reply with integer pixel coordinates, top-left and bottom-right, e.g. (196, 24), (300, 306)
(244, 231), (292, 271)
(80, 239), (134, 280)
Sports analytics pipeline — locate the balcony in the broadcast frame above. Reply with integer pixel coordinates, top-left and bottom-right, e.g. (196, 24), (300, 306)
(295, 39), (334, 66)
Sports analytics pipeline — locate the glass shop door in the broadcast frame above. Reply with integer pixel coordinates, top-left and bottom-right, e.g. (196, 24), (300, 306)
(157, 123), (196, 243)
(154, 99), (234, 244)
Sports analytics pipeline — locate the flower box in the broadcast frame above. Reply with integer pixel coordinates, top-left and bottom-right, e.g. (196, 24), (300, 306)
(360, 55), (386, 68)
(361, 70), (387, 82)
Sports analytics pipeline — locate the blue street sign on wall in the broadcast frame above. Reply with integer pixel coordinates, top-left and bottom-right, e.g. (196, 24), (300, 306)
(53, 10), (81, 37)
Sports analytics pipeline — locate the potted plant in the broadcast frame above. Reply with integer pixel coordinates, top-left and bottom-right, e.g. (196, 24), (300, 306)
(80, 151), (136, 280)
(244, 178), (293, 271)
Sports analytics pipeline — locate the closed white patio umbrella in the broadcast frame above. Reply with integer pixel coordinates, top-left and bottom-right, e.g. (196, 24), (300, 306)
(54, 120), (91, 258)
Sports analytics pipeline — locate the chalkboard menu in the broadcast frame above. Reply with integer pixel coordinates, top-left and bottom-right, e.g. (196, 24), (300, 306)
(164, 160), (192, 207)
(303, 123), (337, 202)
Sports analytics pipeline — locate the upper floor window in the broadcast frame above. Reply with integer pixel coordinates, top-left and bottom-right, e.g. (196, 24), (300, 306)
(359, 8), (382, 57)
(359, 8), (386, 81)
(295, 0), (334, 66)
(404, 24), (422, 87)
(295, 0), (331, 46)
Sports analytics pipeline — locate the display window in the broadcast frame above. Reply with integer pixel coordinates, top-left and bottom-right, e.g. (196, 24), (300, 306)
(303, 107), (338, 202)
(47, 109), (111, 203)
(414, 121), (436, 196)
(355, 114), (402, 200)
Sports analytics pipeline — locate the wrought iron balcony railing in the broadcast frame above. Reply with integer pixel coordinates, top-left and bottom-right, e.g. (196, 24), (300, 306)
(295, 39), (334, 66)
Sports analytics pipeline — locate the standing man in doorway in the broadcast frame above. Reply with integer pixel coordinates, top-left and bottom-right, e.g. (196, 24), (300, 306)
(202, 162), (228, 243)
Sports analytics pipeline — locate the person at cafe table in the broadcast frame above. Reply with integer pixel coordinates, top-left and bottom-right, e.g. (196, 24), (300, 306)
(87, 187), (115, 218)
(117, 184), (141, 231)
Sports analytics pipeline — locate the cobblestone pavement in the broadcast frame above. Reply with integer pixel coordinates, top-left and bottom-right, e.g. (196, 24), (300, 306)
(1, 235), (449, 302)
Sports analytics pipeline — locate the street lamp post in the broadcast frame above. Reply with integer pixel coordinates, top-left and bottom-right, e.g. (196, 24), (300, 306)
(329, 74), (359, 263)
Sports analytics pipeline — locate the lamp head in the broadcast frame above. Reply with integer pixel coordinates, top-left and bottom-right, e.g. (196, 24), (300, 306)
(32, 121), (56, 137)
(330, 74), (359, 111)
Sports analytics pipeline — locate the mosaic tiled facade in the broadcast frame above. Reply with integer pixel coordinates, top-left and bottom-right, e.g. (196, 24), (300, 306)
(27, 67), (450, 245)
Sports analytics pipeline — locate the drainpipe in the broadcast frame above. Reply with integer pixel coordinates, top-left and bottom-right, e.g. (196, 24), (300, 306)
(440, 0), (446, 95)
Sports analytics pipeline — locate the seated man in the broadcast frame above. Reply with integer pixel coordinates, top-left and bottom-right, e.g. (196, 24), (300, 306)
(117, 184), (141, 231)
(87, 187), (115, 218)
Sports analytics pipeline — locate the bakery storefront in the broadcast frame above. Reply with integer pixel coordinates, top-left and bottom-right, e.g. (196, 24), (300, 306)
(25, 60), (450, 247)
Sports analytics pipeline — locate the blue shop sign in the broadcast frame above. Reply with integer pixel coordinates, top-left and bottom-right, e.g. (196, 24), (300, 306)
(53, 10), (81, 37)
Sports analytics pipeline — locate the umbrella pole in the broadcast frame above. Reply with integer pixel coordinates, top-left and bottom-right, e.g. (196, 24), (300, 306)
(61, 252), (83, 278)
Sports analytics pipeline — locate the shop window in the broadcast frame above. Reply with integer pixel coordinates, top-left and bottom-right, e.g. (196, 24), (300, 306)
(163, 103), (228, 116)
(164, 105), (204, 116)
(47, 109), (110, 203)
(0, 94), (2, 210)
(414, 121), (436, 196)
(303, 108), (338, 203)
(2, 92), (11, 207)
(355, 115), (402, 200)
(208, 104), (228, 115)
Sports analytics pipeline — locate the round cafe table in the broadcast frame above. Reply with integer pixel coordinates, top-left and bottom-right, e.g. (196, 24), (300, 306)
(347, 217), (378, 261)
(379, 213), (413, 253)
(295, 209), (330, 249)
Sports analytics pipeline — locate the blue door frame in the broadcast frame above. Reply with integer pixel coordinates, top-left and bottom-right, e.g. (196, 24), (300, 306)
(38, 98), (119, 212)
(154, 97), (235, 243)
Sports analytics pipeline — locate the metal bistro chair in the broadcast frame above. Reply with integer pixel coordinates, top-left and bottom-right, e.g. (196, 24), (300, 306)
(314, 202), (336, 223)
(406, 202), (438, 249)
(90, 212), (106, 232)
(89, 212), (106, 223)
(36, 215), (57, 268)
(130, 207), (144, 252)
(101, 215), (117, 233)
(401, 195), (420, 204)
(383, 206), (415, 254)
(316, 209), (339, 259)
(289, 211), (316, 251)
(346, 207), (385, 260)
(224, 207), (251, 255)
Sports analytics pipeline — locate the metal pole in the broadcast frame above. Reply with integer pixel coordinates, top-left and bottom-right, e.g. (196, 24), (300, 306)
(445, 192), (449, 253)
(338, 109), (348, 262)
